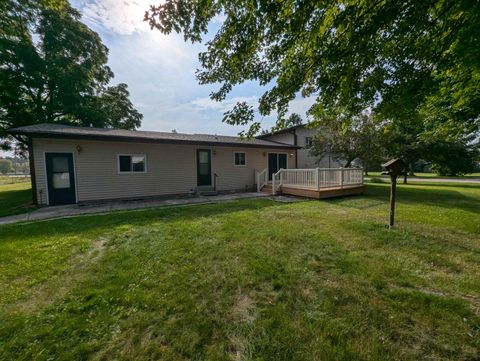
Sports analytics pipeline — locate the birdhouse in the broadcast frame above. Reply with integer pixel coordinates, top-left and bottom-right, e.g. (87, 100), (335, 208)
(382, 158), (407, 176)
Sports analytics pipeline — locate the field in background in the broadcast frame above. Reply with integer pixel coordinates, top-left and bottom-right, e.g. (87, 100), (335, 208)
(0, 175), (31, 185)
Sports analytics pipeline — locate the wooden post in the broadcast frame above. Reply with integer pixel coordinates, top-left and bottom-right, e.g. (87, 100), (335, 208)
(340, 168), (344, 189)
(316, 168), (320, 190)
(389, 174), (397, 228)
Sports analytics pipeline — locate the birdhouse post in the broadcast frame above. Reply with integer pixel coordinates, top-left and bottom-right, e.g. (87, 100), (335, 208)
(382, 158), (407, 229)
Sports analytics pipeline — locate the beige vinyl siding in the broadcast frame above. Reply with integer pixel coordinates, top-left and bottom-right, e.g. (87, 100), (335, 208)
(261, 127), (343, 169)
(211, 148), (294, 191)
(33, 138), (296, 205)
(295, 127), (319, 168)
(261, 132), (295, 145)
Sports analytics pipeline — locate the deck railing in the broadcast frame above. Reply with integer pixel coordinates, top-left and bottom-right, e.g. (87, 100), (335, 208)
(256, 168), (268, 192)
(271, 168), (363, 195)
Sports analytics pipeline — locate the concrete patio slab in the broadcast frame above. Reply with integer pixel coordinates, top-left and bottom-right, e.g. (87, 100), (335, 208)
(0, 192), (271, 225)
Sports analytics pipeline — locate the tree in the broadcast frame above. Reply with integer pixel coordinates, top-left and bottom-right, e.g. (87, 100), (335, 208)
(265, 112), (304, 135)
(145, 1), (479, 143)
(381, 116), (425, 182)
(0, 159), (13, 174)
(309, 113), (384, 172)
(429, 140), (479, 176)
(0, 0), (142, 150)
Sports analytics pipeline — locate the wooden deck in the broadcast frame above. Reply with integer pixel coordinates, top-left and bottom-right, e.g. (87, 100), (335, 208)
(279, 184), (365, 199)
(258, 168), (365, 199)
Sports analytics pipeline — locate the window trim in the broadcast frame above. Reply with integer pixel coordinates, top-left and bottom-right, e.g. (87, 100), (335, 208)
(117, 154), (147, 174)
(233, 151), (246, 167)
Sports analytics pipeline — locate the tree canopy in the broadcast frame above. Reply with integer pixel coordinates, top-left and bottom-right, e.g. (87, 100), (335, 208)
(145, 0), (479, 142)
(309, 113), (384, 170)
(1, 0), (142, 150)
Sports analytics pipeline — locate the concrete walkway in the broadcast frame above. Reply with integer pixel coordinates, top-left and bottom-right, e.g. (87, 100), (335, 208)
(0, 192), (271, 226)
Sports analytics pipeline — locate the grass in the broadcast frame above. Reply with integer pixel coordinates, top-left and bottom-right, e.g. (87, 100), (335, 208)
(0, 181), (34, 217)
(368, 171), (480, 179)
(0, 183), (479, 360)
(0, 175), (31, 185)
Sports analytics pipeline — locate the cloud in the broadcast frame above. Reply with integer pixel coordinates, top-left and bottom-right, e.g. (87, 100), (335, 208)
(80, 0), (156, 35)
(190, 96), (259, 112)
(70, 1), (316, 137)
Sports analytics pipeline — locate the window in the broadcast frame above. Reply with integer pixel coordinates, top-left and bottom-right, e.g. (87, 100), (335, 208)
(118, 155), (146, 173)
(234, 152), (246, 166)
(305, 137), (313, 148)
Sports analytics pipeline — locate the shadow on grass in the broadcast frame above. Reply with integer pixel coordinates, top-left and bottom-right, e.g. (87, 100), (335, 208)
(328, 183), (479, 214)
(0, 188), (35, 218)
(0, 198), (283, 241)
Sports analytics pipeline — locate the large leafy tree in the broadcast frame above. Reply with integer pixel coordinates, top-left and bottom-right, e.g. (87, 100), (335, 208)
(310, 113), (384, 172)
(0, 0), (142, 150)
(145, 0), (479, 141)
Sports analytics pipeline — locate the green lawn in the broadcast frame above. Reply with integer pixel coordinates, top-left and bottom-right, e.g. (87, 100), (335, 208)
(0, 183), (479, 360)
(368, 171), (480, 179)
(0, 181), (34, 217)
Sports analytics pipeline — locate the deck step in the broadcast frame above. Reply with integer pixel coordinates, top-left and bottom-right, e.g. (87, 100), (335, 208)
(260, 184), (274, 194)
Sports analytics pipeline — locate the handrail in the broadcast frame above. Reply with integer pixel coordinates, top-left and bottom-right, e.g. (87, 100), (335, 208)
(272, 169), (283, 195)
(271, 168), (363, 193)
(256, 168), (268, 192)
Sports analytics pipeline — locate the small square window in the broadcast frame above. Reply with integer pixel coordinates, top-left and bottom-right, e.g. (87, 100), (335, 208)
(234, 152), (246, 166)
(118, 155), (146, 173)
(305, 137), (313, 148)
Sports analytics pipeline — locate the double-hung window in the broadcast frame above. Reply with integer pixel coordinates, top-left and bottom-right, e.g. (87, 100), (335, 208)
(118, 154), (146, 173)
(234, 152), (246, 166)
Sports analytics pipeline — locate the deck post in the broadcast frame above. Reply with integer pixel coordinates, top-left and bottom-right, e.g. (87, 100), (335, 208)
(272, 176), (275, 195)
(316, 168), (320, 190)
(340, 168), (344, 189)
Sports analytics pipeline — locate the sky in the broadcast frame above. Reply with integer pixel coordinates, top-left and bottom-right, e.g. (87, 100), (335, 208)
(72, 0), (313, 134)
(2, 0), (312, 157)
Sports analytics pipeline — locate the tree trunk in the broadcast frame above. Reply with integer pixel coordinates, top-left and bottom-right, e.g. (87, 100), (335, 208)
(403, 172), (407, 184)
(409, 163), (415, 176)
(389, 175), (397, 229)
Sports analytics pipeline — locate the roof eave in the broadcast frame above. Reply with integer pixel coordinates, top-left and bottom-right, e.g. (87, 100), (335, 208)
(8, 130), (300, 149)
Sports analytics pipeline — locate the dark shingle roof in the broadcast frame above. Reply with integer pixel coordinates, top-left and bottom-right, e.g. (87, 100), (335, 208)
(256, 124), (305, 139)
(9, 123), (299, 149)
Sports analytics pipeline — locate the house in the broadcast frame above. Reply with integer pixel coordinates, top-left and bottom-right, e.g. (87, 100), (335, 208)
(258, 124), (342, 169)
(9, 123), (299, 206)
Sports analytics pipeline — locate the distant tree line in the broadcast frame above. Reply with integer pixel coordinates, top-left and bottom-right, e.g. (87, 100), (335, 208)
(0, 157), (30, 174)
(308, 113), (479, 177)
